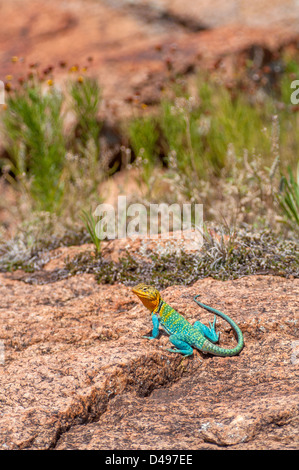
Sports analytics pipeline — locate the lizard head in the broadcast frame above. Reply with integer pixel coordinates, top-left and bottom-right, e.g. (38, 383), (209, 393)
(132, 283), (161, 311)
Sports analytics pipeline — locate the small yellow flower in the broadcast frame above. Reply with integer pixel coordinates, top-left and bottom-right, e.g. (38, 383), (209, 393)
(47, 79), (54, 87)
(69, 65), (78, 73)
(11, 56), (18, 63)
(77, 76), (84, 83)
(4, 82), (12, 92)
(5, 75), (13, 81)
(2, 104), (8, 110)
(141, 103), (148, 110)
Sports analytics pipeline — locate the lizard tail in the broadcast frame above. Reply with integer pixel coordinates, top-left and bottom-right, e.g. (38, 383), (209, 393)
(193, 295), (244, 357)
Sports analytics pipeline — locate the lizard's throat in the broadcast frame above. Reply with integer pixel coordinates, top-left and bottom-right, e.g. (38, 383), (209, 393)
(139, 296), (159, 311)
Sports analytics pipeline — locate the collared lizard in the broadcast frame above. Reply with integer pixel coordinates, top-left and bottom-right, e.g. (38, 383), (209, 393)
(132, 283), (244, 357)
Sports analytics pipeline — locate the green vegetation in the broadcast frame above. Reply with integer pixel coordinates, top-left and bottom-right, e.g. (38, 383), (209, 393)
(0, 51), (298, 280)
(64, 228), (299, 288)
(277, 163), (299, 229)
(69, 76), (102, 152)
(1, 68), (103, 215)
(128, 77), (297, 192)
(0, 214), (90, 273)
(80, 208), (101, 255)
(2, 79), (65, 212)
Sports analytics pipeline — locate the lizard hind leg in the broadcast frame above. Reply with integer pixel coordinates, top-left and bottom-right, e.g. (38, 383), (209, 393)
(193, 316), (219, 343)
(166, 334), (194, 356)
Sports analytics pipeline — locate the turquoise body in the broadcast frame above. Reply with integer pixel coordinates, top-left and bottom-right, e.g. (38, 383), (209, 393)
(145, 295), (244, 357)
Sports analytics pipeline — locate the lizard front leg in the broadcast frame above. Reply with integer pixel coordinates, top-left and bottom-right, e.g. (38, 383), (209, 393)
(142, 313), (160, 340)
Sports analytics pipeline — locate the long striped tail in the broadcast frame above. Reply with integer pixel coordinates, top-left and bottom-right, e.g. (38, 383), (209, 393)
(193, 295), (244, 357)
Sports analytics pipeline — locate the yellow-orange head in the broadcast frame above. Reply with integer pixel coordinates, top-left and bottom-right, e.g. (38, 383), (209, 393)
(132, 283), (161, 311)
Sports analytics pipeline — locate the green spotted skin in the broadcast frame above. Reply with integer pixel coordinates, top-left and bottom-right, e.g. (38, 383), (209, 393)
(157, 300), (243, 357)
(132, 283), (244, 357)
(157, 302), (207, 349)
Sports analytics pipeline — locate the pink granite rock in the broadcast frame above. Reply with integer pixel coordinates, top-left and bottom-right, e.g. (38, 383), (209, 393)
(0, 267), (298, 449)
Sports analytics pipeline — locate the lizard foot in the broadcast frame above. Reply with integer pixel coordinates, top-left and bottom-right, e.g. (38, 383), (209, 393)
(166, 348), (193, 357)
(193, 315), (219, 343)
